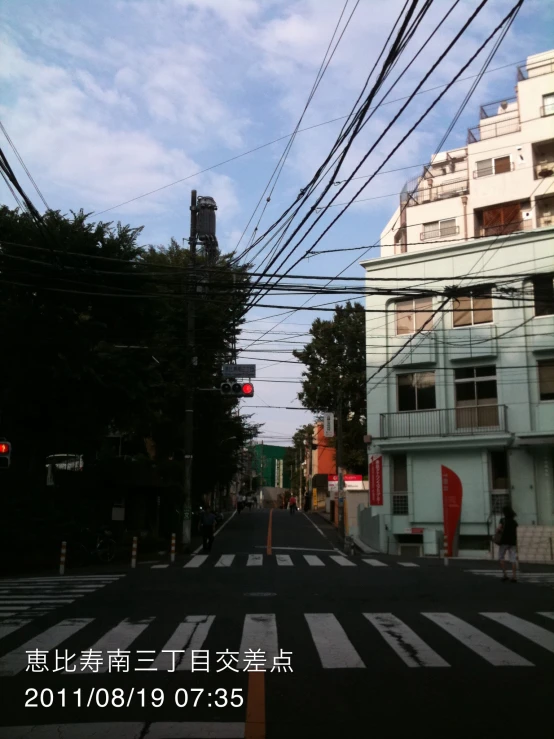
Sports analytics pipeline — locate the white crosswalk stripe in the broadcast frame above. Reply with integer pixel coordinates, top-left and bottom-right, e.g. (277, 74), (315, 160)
(276, 555), (293, 566)
(215, 555), (235, 567)
(423, 613), (534, 666)
(398, 562), (419, 568)
(330, 555), (355, 567)
(176, 553), (405, 568)
(0, 611), (551, 674)
(362, 558), (388, 567)
(305, 613), (364, 668)
(0, 575), (125, 620)
(364, 613), (449, 667)
(247, 554), (263, 566)
(538, 612), (554, 621)
(184, 555), (209, 568)
(304, 555), (324, 566)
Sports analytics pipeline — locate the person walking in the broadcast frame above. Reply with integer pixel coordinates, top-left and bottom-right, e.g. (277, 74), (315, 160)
(289, 494), (297, 515)
(496, 505), (518, 582)
(200, 506), (216, 553)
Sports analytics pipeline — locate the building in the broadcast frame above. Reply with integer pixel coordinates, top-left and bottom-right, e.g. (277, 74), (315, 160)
(305, 421), (337, 510)
(251, 443), (291, 490)
(362, 51), (554, 559)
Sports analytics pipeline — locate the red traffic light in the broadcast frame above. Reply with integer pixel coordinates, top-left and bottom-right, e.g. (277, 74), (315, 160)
(242, 383), (254, 397)
(0, 442), (10, 454)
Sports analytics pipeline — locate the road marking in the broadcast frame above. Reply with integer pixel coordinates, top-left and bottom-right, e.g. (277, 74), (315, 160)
(423, 613), (533, 666)
(364, 613), (449, 667)
(0, 723), (247, 739)
(267, 510), (273, 555)
(0, 618), (93, 676)
(69, 618), (153, 674)
(398, 562), (419, 567)
(301, 512), (344, 554)
(276, 555), (293, 566)
(481, 613), (554, 654)
(538, 612), (554, 621)
(245, 671), (265, 739)
(247, 555), (263, 567)
(0, 599), (74, 604)
(305, 613), (365, 669)
(255, 546), (335, 552)
(362, 558), (387, 567)
(0, 576), (122, 582)
(0, 619), (32, 639)
(152, 615), (215, 671)
(304, 555), (325, 566)
(184, 555), (209, 568)
(330, 555), (355, 567)
(215, 555), (235, 568)
(240, 614), (278, 670)
(151, 564), (169, 569)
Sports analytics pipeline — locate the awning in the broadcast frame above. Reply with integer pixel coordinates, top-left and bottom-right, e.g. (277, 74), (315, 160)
(516, 436), (554, 446)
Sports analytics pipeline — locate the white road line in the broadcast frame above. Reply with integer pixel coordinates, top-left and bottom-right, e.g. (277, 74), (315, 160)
(423, 613), (533, 666)
(151, 615), (215, 672)
(305, 613), (364, 669)
(0, 576), (122, 582)
(304, 555), (325, 567)
(481, 613), (554, 654)
(0, 618), (93, 676)
(364, 613), (449, 668)
(192, 510), (238, 555)
(276, 555), (293, 567)
(240, 614), (279, 670)
(256, 546), (335, 553)
(151, 564), (169, 569)
(362, 558), (387, 567)
(398, 562), (419, 568)
(215, 555), (235, 568)
(0, 612), (18, 619)
(300, 512), (345, 554)
(69, 618), (153, 674)
(330, 555), (355, 567)
(247, 554), (263, 566)
(538, 612), (554, 621)
(0, 723), (247, 739)
(184, 555), (209, 568)
(0, 599), (75, 604)
(0, 619), (32, 640)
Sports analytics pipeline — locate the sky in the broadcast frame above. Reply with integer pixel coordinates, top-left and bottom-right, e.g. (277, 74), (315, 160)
(1, 0), (553, 446)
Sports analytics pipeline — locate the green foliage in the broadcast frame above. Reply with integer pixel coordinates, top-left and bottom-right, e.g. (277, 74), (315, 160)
(292, 303), (366, 473)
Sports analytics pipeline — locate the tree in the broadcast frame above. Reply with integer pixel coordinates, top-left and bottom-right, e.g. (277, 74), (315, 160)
(292, 302), (366, 473)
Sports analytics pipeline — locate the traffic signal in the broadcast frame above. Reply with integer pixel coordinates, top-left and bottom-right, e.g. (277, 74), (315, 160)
(0, 439), (11, 469)
(220, 381), (254, 398)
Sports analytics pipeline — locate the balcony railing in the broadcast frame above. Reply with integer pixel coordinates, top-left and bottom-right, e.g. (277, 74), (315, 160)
(380, 405), (508, 439)
(479, 219), (532, 238)
(406, 178), (469, 206)
(420, 224), (460, 241)
(518, 60), (554, 81)
(467, 119), (520, 144)
(479, 97), (517, 119)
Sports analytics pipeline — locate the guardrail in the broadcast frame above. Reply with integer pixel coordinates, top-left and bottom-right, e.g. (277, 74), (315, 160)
(380, 405), (508, 438)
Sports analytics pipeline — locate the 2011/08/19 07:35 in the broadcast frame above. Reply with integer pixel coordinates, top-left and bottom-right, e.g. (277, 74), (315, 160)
(25, 687), (244, 709)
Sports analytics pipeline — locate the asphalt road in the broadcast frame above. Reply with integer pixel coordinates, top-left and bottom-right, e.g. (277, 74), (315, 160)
(0, 507), (553, 739)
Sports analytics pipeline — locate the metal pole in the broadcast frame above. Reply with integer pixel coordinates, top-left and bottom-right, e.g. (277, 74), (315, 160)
(337, 385), (345, 543)
(182, 190), (197, 549)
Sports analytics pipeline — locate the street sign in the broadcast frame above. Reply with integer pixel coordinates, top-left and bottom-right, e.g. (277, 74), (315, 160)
(323, 412), (335, 437)
(343, 474), (363, 490)
(369, 456), (383, 506)
(222, 364), (256, 378)
(327, 474), (339, 493)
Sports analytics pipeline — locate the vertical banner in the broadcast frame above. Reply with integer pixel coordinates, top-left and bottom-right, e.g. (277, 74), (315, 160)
(369, 455), (383, 506)
(441, 465), (463, 557)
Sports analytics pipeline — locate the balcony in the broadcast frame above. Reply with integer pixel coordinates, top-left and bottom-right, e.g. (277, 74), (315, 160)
(406, 177), (469, 206)
(517, 59), (554, 81)
(479, 219), (532, 238)
(380, 405), (508, 439)
(467, 119), (520, 144)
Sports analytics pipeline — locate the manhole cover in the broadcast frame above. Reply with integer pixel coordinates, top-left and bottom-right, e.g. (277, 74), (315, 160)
(244, 592), (277, 597)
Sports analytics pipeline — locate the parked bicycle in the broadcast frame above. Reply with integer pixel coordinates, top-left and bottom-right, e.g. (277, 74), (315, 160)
(75, 526), (117, 564)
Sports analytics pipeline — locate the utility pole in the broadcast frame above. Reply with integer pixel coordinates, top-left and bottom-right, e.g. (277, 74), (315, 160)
(337, 384), (345, 543)
(182, 190), (197, 549)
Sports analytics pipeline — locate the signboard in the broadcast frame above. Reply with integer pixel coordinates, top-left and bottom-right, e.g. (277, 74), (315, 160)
(323, 413), (335, 438)
(411, 527), (424, 534)
(327, 474), (339, 494)
(313, 488), (318, 509)
(343, 474), (363, 490)
(369, 455), (383, 506)
(222, 364), (256, 378)
(441, 465), (463, 557)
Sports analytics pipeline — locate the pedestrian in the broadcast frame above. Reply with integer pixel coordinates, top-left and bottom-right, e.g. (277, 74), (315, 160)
(201, 506), (216, 552)
(496, 505), (518, 582)
(289, 494), (297, 515)
(237, 493), (245, 514)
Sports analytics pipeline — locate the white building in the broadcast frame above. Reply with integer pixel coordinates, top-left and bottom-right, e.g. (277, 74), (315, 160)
(361, 51), (554, 560)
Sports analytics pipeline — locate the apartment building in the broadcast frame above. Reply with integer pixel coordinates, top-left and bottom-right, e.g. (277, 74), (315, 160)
(362, 51), (554, 558)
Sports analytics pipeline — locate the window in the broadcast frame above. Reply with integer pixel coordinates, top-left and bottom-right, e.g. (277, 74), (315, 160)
(421, 218), (458, 240)
(395, 297), (433, 335)
(479, 203), (522, 236)
(398, 372), (436, 412)
(454, 366), (498, 428)
(453, 291), (493, 327)
(490, 451), (510, 513)
(542, 93), (554, 117)
(538, 360), (554, 401)
(533, 274), (554, 317)
(392, 454), (409, 515)
(475, 155), (511, 178)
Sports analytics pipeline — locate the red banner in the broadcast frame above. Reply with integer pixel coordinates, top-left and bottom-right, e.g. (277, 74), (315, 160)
(441, 465), (463, 557)
(369, 455), (383, 506)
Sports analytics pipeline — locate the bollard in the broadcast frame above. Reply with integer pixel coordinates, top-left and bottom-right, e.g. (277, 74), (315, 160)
(443, 535), (449, 567)
(131, 536), (138, 568)
(170, 533), (176, 564)
(59, 541), (67, 575)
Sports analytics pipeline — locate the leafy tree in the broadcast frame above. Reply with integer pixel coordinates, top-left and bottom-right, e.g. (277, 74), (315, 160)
(292, 302), (366, 473)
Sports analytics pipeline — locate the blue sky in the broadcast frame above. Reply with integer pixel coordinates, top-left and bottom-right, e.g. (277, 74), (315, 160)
(1, 0), (553, 444)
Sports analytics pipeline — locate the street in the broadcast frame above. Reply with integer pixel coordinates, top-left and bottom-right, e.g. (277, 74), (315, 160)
(1, 508), (553, 739)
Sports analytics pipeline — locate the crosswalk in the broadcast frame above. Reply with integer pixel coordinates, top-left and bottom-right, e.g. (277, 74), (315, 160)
(152, 553), (416, 569)
(0, 610), (552, 675)
(466, 570), (554, 589)
(0, 575), (125, 620)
